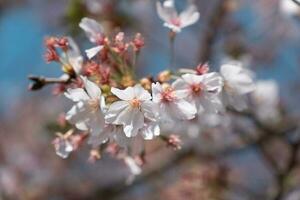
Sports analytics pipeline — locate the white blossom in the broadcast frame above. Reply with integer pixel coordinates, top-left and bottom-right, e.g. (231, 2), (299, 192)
(79, 17), (104, 59)
(220, 62), (255, 111)
(152, 82), (197, 122)
(251, 80), (280, 124)
(65, 76), (106, 137)
(173, 73), (224, 115)
(105, 85), (159, 138)
(156, 0), (200, 33)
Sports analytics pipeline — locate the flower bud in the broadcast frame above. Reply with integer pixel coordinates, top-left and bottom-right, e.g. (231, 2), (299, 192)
(132, 33), (145, 52)
(158, 70), (171, 82)
(140, 78), (152, 90)
(196, 63), (209, 75)
(121, 75), (135, 87)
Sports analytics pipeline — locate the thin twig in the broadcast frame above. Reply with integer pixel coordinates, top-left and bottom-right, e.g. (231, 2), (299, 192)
(28, 74), (72, 90)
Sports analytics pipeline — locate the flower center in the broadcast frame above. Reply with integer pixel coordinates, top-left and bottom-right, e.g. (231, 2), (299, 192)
(191, 83), (204, 96)
(171, 18), (181, 27)
(130, 98), (142, 108)
(161, 87), (176, 102)
(88, 99), (100, 112)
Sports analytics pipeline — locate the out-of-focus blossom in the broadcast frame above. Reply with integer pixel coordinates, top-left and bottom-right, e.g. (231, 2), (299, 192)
(220, 62), (255, 111)
(52, 130), (74, 159)
(105, 85), (159, 138)
(152, 82), (197, 122)
(280, 0), (300, 17)
(65, 76), (106, 136)
(79, 17), (105, 59)
(156, 0), (200, 33)
(251, 80), (280, 124)
(85, 0), (104, 14)
(173, 73), (224, 115)
(132, 33), (145, 52)
(124, 156), (142, 184)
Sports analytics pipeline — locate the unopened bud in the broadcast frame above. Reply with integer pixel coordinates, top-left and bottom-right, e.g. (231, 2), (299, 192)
(140, 78), (152, 90)
(121, 75), (135, 87)
(158, 70), (171, 82)
(196, 63), (209, 75)
(132, 33), (145, 52)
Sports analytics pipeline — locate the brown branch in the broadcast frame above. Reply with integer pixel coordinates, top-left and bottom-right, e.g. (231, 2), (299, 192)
(198, 0), (230, 63)
(28, 74), (72, 91)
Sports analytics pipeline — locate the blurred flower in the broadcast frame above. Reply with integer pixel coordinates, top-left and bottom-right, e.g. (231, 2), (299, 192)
(52, 130), (74, 159)
(152, 82), (197, 121)
(156, 0), (200, 33)
(251, 80), (280, 124)
(220, 62), (255, 111)
(65, 76), (106, 136)
(79, 17), (105, 59)
(173, 73), (224, 115)
(124, 156), (142, 184)
(105, 85), (159, 138)
(132, 33), (145, 52)
(85, 0), (104, 14)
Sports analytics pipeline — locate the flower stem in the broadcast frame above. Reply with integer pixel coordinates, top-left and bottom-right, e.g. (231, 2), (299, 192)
(169, 31), (176, 70)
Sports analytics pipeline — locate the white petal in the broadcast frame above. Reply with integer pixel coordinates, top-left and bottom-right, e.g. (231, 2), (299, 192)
(141, 101), (159, 121)
(179, 4), (200, 28)
(151, 82), (163, 103)
(81, 76), (102, 99)
(221, 63), (255, 95)
(181, 73), (204, 85)
(172, 78), (190, 98)
(105, 103), (129, 124)
(85, 45), (103, 59)
(202, 72), (224, 93)
(111, 87), (135, 101)
(156, 0), (178, 23)
(64, 88), (89, 102)
(171, 99), (197, 120)
(79, 17), (103, 43)
(133, 85), (152, 101)
(123, 108), (144, 137)
(140, 122), (160, 140)
(66, 102), (90, 127)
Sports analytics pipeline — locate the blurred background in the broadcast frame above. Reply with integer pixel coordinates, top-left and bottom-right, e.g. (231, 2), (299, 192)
(1, 0), (300, 199)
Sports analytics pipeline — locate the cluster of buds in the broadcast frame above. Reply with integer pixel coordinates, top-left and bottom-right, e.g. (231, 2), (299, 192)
(29, 0), (281, 180)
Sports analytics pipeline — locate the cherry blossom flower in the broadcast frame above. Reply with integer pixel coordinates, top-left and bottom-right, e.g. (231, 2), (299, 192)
(65, 76), (106, 137)
(79, 17), (105, 59)
(251, 80), (280, 124)
(173, 73), (224, 115)
(156, 0), (200, 33)
(105, 85), (159, 138)
(220, 62), (255, 111)
(152, 82), (197, 122)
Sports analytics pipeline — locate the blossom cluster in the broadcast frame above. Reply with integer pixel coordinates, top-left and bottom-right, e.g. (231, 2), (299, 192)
(28, 0), (281, 178)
